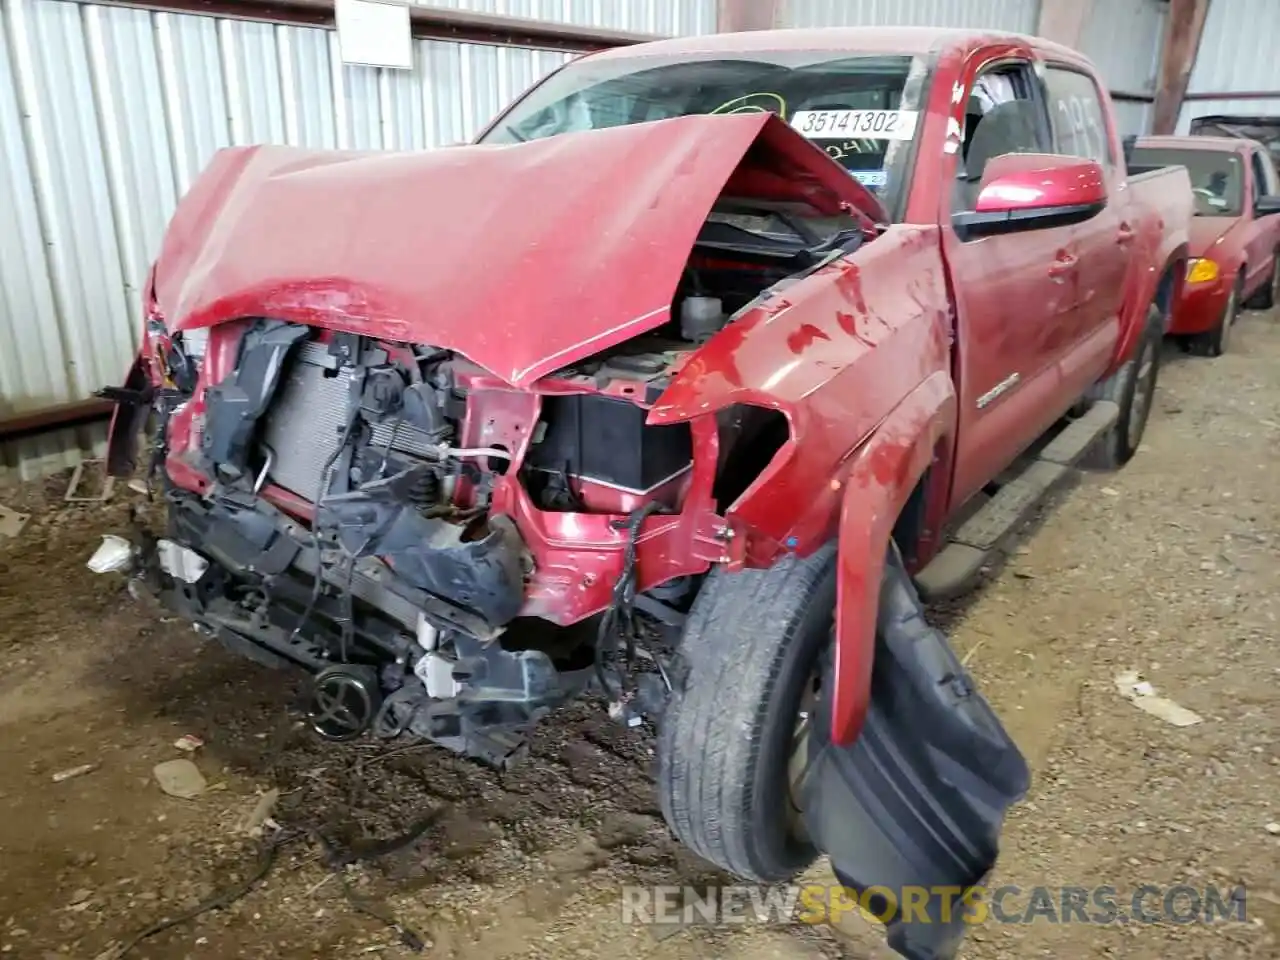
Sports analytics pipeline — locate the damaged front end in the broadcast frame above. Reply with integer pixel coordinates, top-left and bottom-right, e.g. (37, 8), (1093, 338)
(91, 113), (878, 767)
(96, 322), (715, 766)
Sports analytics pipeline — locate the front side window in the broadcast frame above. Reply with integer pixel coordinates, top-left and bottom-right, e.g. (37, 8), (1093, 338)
(1042, 66), (1112, 166)
(478, 51), (930, 220)
(952, 64), (1048, 213)
(1128, 147), (1244, 216)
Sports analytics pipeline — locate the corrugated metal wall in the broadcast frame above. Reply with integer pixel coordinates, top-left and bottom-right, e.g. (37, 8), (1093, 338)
(1178, 0), (1280, 133)
(1076, 0), (1164, 135)
(418, 0), (715, 35)
(1111, 99), (1154, 138)
(783, 0), (1037, 32)
(0, 0), (713, 480)
(1077, 0), (1166, 96)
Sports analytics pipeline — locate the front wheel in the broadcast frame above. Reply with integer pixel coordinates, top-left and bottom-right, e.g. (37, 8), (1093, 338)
(656, 546), (836, 881)
(1186, 277), (1241, 358)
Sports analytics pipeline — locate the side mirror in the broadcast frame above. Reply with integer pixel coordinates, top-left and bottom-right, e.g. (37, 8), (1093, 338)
(1255, 194), (1280, 216)
(953, 154), (1108, 241)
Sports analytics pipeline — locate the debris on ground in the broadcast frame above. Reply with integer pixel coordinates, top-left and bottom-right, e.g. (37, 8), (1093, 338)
(152, 759), (207, 799)
(172, 734), (204, 753)
(50, 763), (100, 783)
(63, 459), (115, 503)
(0, 503), (30, 540)
(1114, 669), (1204, 727)
(240, 787), (281, 837)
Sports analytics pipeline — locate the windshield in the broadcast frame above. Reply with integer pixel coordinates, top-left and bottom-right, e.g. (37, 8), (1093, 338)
(478, 52), (929, 220)
(1131, 147), (1244, 216)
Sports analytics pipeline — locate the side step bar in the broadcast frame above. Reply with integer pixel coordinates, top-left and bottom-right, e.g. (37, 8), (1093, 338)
(913, 401), (1119, 602)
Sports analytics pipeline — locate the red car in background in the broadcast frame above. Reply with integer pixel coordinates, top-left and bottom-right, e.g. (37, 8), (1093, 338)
(1131, 135), (1280, 355)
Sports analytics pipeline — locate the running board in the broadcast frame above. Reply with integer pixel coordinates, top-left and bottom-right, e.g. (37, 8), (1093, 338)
(913, 401), (1119, 602)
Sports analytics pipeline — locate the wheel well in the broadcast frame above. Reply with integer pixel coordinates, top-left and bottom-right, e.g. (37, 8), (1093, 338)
(891, 467), (931, 568)
(1153, 262), (1179, 320)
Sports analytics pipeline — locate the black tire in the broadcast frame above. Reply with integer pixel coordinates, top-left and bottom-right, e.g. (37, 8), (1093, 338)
(657, 545), (836, 881)
(1087, 303), (1163, 470)
(1245, 254), (1280, 310)
(1186, 276), (1242, 357)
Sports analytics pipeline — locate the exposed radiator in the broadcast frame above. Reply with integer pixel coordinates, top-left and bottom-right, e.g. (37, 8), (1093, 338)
(258, 342), (439, 499)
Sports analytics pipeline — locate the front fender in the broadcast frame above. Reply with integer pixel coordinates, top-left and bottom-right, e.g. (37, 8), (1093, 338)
(831, 369), (955, 746)
(1115, 245), (1188, 370)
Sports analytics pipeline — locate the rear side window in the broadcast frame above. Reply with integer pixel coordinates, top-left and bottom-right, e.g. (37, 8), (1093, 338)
(1042, 66), (1112, 166)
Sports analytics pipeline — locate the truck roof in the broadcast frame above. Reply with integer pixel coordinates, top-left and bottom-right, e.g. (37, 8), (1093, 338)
(585, 25), (1088, 66)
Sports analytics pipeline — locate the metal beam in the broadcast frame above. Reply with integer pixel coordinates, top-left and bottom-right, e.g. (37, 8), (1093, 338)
(0, 400), (113, 443)
(717, 0), (782, 32)
(91, 0), (663, 51)
(1152, 0), (1213, 135)
(1037, 0), (1095, 49)
(1183, 90), (1280, 101)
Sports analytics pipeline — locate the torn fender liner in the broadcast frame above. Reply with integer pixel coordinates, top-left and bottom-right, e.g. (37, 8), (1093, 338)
(150, 113), (880, 388)
(318, 467), (525, 627)
(800, 551), (1029, 960)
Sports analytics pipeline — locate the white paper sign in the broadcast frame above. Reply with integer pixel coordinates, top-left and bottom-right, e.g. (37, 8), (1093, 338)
(790, 109), (919, 141)
(336, 0), (413, 70)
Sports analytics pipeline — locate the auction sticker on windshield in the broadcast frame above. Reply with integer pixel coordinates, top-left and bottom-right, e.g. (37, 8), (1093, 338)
(790, 109), (918, 140)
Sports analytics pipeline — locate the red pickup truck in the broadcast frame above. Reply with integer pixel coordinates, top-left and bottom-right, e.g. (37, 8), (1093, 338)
(1131, 135), (1280, 356)
(90, 27), (1191, 960)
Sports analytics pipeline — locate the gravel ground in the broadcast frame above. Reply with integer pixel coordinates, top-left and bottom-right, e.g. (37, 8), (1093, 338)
(0, 312), (1277, 960)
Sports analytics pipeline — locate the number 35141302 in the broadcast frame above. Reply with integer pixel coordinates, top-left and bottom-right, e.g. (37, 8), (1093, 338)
(789, 109), (918, 141)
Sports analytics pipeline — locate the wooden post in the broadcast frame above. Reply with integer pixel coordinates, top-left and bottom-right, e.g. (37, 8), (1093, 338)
(1153, 0), (1213, 135)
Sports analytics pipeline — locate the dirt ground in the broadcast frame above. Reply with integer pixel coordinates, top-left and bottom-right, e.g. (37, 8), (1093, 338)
(1, 313), (1278, 960)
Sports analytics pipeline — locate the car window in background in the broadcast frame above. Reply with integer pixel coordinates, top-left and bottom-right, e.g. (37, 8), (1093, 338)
(1250, 151), (1268, 204)
(1262, 151), (1280, 194)
(477, 52), (930, 220)
(1042, 66), (1113, 166)
(1129, 147), (1244, 216)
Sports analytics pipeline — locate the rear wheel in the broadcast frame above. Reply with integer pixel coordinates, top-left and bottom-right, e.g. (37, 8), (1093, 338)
(1087, 303), (1162, 469)
(1186, 277), (1241, 357)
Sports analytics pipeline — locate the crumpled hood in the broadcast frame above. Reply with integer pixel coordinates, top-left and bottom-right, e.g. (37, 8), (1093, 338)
(151, 113), (883, 387)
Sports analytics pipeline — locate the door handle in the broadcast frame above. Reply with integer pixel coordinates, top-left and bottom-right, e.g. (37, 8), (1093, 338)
(1048, 253), (1078, 281)
(1116, 223), (1135, 245)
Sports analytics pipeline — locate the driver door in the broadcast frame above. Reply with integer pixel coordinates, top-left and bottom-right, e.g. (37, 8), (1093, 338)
(941, 60), (1083, 509)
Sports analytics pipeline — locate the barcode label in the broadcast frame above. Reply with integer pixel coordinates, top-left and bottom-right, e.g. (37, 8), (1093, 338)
(790, 109), (919, 141)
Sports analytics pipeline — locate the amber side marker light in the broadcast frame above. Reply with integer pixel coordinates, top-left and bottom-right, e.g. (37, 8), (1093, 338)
(1186, 258), (1221, 284)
